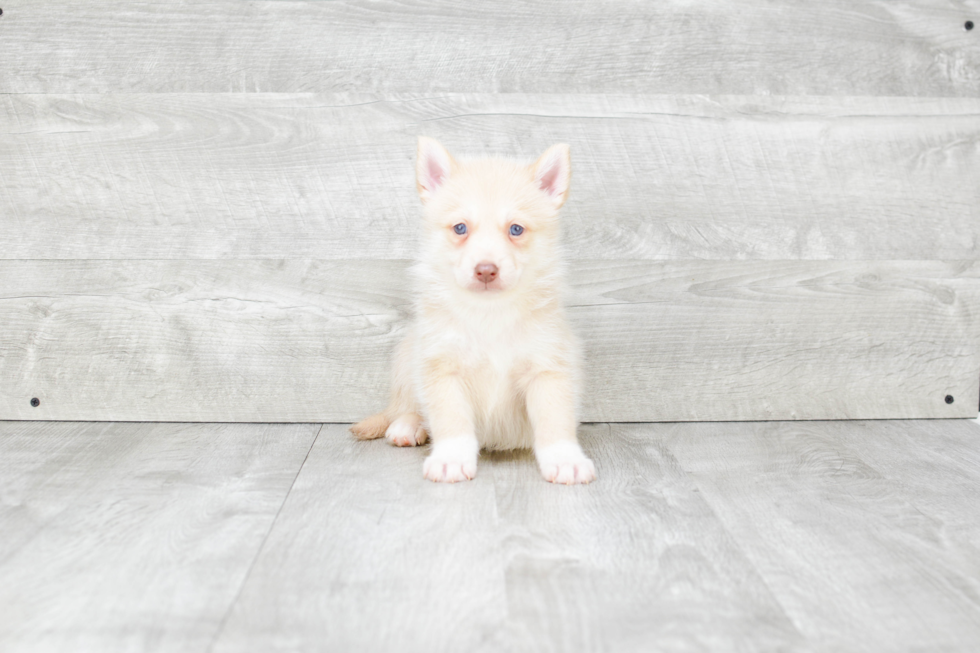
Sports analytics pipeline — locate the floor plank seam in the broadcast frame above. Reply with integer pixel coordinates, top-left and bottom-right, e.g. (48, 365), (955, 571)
(661, 431), (810, 645)
(203, 423), (323, 653)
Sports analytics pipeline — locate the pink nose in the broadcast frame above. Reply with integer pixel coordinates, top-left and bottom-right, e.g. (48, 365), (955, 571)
(475, 262), (499, 283)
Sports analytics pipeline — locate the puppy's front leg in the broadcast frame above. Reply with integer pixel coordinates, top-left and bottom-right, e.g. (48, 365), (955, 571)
(421, 369), (479, 483)
(526, 372), (596, 484)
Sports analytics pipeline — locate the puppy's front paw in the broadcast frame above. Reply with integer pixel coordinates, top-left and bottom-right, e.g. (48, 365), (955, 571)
(536, 442), (596, 485)
(423, 437), (479, 483)
(385, 413), (427, 447)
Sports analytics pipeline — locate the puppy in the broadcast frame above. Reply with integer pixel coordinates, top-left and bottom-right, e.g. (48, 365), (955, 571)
(351, 137), (595, 485)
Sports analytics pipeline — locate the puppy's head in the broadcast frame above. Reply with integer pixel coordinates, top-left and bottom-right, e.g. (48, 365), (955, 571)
(415, 137), (570, 296)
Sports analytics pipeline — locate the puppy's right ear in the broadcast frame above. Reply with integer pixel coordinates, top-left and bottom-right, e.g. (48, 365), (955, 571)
(416, 137), (456, 203)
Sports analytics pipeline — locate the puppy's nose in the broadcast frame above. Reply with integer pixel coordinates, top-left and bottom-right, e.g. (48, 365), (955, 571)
(475, 262), (499, 283)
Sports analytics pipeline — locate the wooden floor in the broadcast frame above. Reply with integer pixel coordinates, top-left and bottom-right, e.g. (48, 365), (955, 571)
(2, 419), (979, 652)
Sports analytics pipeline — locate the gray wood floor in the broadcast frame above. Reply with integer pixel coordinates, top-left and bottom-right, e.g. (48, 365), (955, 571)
(3, 419), (980, 652)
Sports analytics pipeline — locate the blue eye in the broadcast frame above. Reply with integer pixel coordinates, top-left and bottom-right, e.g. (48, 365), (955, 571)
(453, 223), (467, 235)
(510, 224), (524, 236)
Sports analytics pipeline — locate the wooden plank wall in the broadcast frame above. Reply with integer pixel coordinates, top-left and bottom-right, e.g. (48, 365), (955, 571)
(0, 0), (978, 421)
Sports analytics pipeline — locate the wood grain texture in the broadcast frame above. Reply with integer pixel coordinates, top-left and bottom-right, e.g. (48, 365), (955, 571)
(664, 420), (980, 652)
(1, 259), (976, 422)
(833, 420), (980, 550)
(0, 421), (319, 653)
(2, 93), (978, 261)
(1, 0), (978, 95)
(210, 424), (507, 653)
(3, 420), (979, 651)
(210, 424), (804, 652)
(482, 424), (803, 652)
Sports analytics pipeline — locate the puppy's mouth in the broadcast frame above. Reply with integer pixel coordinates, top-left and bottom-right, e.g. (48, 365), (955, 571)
(468, 280), (504, 293)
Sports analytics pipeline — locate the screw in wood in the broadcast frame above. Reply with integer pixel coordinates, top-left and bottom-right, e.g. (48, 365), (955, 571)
(30, 397), (40, 407)
(967, 21), (975, 30)
(945, 395), (954, 404)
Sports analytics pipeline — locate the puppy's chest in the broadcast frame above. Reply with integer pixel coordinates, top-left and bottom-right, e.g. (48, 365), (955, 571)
(456, 326), (533, 382)
(433, 315), (541, 392)
(459, 337), (532, 421)
(418, 302), (562, 394)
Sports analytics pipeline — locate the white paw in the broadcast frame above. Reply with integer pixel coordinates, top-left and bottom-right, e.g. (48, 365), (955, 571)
(536, 442), (596, 485)
(423, 437), (479, 483)
(385, 414), (427, 447)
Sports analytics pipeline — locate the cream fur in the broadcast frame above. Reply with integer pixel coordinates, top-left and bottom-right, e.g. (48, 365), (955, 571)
(352, 138), (595, 485)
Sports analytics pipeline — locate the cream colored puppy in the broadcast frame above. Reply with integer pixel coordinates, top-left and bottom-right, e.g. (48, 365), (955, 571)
(351, 137), (595, 485)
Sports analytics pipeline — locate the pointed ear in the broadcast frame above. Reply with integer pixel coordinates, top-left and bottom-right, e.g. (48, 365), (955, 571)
(416, 137), (456, 203)
(532, 143), (571, 208)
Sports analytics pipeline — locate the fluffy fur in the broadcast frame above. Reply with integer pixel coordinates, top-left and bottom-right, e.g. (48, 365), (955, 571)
(351, 137), (595, 485)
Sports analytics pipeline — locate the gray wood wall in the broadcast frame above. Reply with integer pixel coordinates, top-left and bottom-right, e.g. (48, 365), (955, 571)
(1, 0), (978, 421)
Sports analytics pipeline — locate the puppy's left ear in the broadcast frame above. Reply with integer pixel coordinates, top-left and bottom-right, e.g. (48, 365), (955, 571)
(532, 143), (571, 208)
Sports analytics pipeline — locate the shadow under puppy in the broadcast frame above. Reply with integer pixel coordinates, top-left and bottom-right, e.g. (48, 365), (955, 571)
(352, 137), (595, 485)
